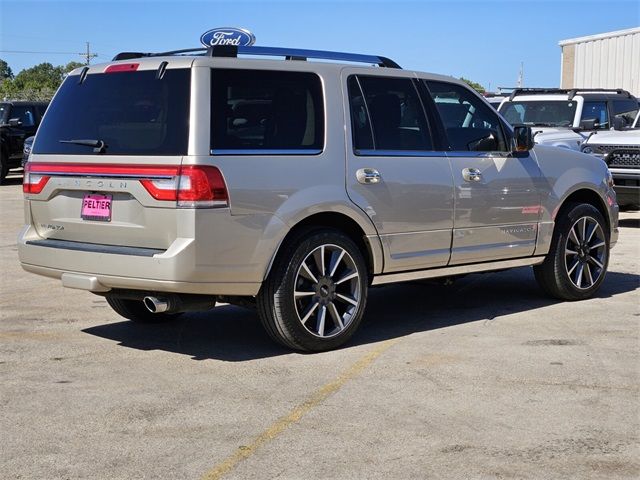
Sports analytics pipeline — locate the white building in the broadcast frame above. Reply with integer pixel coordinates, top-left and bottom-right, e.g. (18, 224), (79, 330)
(559, 27), (640, 96)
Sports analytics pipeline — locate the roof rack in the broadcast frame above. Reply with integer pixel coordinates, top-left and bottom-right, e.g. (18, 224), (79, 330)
(112, 45), (401, 69)
(507, 87), (632, 101)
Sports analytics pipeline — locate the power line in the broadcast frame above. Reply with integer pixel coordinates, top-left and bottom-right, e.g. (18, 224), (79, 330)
(1, 42), (100, 65)
(0, 50), (79, 54)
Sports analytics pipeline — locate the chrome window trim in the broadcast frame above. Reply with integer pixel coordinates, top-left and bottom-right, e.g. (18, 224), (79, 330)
(354, 149), (446, 157)
(210, 149), (323, 156)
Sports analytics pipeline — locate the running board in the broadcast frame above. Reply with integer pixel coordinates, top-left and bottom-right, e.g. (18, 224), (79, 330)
(371, 256), (545, 286)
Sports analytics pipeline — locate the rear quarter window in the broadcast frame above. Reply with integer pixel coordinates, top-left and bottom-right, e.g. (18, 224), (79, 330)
(33, 69), (191, 156)
(210, 69), (324, 153)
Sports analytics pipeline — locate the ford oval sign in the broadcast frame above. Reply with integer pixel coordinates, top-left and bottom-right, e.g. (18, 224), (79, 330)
(200, 27), (256, 47)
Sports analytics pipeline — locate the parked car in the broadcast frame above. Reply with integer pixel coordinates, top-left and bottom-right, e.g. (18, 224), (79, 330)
(22, 136), (34, 168)
(483, 93), (507, 110)
(18, 45), (619, 351)
(581, 129), (640, 209)
(0, 101), (48, 183)
(498, 88), (638, 150)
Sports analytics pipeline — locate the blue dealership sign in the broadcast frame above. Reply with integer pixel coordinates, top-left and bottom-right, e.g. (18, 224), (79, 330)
(200, 28), (256, 47)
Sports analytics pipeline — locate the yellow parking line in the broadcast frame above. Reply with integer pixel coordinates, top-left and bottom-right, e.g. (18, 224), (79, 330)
(200, 338), (399, 480)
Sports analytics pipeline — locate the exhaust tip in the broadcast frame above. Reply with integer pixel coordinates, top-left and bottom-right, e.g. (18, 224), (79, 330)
(143, 296), (168, 314)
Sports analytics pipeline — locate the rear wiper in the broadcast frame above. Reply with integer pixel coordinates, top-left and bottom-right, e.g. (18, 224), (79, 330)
(59, 139), (107, 153)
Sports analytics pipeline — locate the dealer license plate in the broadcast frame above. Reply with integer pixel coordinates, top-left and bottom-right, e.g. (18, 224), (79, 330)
(81, 193), (112, 222)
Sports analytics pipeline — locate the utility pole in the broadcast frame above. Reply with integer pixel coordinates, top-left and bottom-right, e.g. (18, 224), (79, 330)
(79, 42), (98, 65)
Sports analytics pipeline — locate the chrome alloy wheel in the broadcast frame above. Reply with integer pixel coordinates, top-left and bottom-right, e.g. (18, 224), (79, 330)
(564, 216), (607, 290)
(293, 244), (361, 338)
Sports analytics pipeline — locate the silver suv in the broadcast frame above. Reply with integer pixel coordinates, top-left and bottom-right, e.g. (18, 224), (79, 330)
(18, 45), (619, 351)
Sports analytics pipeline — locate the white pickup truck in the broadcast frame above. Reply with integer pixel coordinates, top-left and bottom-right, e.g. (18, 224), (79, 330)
(581, 110), (640, 209)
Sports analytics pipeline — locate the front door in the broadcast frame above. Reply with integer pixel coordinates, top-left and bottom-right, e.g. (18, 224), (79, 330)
(344, 73), (454, 273)
(424, 80), (542, 264)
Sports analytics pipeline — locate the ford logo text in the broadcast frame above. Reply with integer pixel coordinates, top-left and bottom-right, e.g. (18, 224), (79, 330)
(200, 27), (256, 48)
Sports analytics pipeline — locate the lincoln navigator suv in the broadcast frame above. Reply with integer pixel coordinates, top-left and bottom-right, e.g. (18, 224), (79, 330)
(18, 45), (619, 351)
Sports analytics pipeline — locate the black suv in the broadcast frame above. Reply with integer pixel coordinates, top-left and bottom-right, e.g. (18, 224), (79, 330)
(0, 101), (48, 183)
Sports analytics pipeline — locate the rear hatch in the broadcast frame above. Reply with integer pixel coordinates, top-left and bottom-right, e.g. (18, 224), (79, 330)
(25, 61), (192, 250)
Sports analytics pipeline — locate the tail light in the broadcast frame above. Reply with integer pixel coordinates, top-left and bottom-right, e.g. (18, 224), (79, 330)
(23, 163), (50, 194)
(23, 163), (228, 208)
(140, 165), (229, 208)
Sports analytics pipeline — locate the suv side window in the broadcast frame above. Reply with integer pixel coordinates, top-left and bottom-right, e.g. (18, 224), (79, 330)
(581, 101), (609, 129)
(9, 105), (36, 127)
(425, 81), (507, 152)
(210, 69), (324, 152)
(612, 99), (639, 127)
(348, 75), (433, 151)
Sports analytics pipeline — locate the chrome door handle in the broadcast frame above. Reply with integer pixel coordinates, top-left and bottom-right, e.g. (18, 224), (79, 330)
(462, 167), (482, 182)
(356, 168), (381, 185)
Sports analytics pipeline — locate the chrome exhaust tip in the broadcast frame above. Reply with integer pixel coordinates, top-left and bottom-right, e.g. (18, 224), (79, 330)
(143, 296), (169, 314)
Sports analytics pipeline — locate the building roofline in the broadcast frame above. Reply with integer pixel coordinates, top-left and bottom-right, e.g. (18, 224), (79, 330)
(559, 27), (640, 46)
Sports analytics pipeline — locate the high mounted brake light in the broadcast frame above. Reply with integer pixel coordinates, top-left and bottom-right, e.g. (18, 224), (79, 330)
(24, 163), (229, 208)
(104, 63), (139, 73)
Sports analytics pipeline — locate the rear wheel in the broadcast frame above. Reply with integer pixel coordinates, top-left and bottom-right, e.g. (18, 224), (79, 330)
(534, 203), (609, 300)
(106, 295), (181, 323)
(257, 229), (368, 352)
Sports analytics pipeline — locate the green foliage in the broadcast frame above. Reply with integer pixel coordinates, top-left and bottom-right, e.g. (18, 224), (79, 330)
(0, 59), (13, 81)
(0, 60), (87, 101)
(460, 77), (486, 94)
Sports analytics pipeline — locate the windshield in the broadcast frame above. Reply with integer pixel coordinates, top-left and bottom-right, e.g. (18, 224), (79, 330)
(33, 68), (190, 155)
(499, 100), (577, 127)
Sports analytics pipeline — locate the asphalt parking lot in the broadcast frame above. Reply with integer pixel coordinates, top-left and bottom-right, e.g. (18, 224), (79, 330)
(1, 174), (639, 480)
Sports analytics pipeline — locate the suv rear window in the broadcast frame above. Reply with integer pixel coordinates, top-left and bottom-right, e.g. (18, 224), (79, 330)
(210, 69), (324, 153)
(33, 69), (190, 156)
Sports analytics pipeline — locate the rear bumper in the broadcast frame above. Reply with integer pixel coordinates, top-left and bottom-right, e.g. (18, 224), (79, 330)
(19, 263), (261, 296)
(17, 207), (288, 296)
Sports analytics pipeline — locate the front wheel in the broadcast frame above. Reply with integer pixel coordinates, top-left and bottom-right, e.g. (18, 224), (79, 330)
(257, 229), (368, 352)
(534, 203), (609, 300)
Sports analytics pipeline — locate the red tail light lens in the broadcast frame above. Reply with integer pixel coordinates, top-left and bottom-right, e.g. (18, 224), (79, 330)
(23, 163), (228, 208)
(23, 163), (50, 194)
(140, 165), (228, 208)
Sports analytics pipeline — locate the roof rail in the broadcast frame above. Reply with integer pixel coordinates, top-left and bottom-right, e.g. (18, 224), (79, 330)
(507, 87), (633, 101)
(113, 46), (401, 68)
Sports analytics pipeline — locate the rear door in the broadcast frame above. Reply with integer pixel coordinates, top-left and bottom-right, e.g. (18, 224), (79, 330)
(423, 80), (542, 265)
(344, 71), (454, 273)
(27, 62), (192, 249)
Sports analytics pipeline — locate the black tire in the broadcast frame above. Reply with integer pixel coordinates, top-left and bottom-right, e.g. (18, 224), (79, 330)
(534, 202), (610, 301)
(257, 229), (369, 352)
(0, 150), (8, 185)
(106, 295), (181, 323)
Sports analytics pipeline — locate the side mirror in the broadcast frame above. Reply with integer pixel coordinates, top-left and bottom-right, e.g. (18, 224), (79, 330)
(612, 117), (625, 131)
(577, 118), (597, 131)
(513, 125), (534, 152)
(8, 117), (22, 127)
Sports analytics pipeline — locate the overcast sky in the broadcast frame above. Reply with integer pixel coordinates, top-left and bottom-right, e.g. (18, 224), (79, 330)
(1, 0), (638, 91)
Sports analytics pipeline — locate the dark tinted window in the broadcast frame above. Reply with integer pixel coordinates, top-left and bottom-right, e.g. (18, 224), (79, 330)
(426, 81), (507, 152)
(612, 99), (639, 127)
(581, 101), (609, 129)
(211, 69), (324, 151)
(33, 69), (190, 155)
(10, 105), (36, 127)
(350, 76), (432, 151)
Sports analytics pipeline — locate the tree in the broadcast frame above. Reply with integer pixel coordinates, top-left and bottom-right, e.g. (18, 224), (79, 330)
(0, 59), (13, 81)
(0, 61), (87, 101)
(460, 77), (486, 94)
